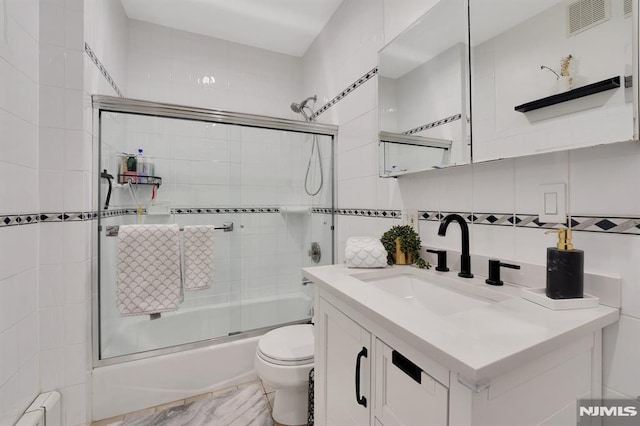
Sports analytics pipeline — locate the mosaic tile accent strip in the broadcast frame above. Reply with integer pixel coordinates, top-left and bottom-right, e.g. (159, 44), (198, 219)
(416, 211), (640, 235)
(172, 207), (280, 214)
(312, 207), (333, 214)
(403, 114), (463, 135)
(420, 211), (441, 221)
(85, 42), (124, 98)
(472, 213), (515, 226)
(4, 208), (639, 235)
(98, 206), (335, 217)
(100, 209), (144, 218)
(311, 67), (378, 120)
(512, 214), (567, 229)
(0, 214), (39, 227)
(335, 208), (401, 219)
(440, 212), (473, 223)
(0, 211), (98, 227)
(39, 213), (65, 223)
(569, 216), (640, 234)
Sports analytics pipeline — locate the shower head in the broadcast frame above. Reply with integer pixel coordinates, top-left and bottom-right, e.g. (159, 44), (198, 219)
(290, 95), (317, 119)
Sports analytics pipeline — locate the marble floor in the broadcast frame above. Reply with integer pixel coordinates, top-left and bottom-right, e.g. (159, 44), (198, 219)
(91, 380), (284, 426)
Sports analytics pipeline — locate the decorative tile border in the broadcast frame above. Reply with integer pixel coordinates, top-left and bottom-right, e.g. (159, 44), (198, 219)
(513, 214), (566, 229)
(85, 42), (124, 98)
(100, 209), (142, 218)
(570, 216), (640, 234)
(4, 208), (639, 235)
(99, 206), (330, 216)
(0, 214), (40, 227)
(311, 67), (378, 120)
(173, 207), (280, 214)
(417, 211), (640, 235)
(312, 208), (333, 214)
(471, 213), (516, 227)
(335, 208), (401, 219)
(420, 211), (441, 221)
(0, 211), (98, 227)
(404, 113), (463, 135)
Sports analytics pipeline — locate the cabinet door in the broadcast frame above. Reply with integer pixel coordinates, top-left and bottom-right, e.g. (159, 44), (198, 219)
(374, 339), (448, 426)
(316, 298), (371, 425)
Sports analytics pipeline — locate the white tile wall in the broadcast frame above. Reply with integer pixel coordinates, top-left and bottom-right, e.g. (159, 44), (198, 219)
(3, 0), (132, 424)
(472, 159), (514, 214)
(569, 142), (640, 216)
(304, 0), (640, 404)
(0, 2), (40, 423)
(36, 6), (91, 425)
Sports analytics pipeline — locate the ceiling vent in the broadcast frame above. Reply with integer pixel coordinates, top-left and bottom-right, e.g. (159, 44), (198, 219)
(566, 0), (610, 37)
(624, 0), (632, 17)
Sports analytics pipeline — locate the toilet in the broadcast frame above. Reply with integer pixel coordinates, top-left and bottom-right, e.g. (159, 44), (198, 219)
(255, 324), (314, 425)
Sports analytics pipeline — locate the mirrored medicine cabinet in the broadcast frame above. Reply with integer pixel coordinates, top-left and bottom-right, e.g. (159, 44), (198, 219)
(378, 0), (471, 177)
(378, 0), (639, 176)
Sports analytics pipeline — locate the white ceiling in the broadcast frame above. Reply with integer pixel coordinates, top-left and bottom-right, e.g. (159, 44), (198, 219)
(119, 0), (344, 57)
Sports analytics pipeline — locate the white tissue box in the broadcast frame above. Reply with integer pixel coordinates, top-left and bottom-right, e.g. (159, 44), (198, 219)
(345, 237), (388, 268)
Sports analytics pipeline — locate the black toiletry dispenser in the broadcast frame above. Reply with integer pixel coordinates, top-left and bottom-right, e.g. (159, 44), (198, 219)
(545, 228), (583, 299)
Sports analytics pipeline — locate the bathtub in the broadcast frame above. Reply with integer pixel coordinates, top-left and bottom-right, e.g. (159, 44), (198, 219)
(93, 292), (312, 420)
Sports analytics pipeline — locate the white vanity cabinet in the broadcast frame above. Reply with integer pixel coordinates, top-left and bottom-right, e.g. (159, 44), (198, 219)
(316, 297), (449, 426)
(374, 339), (448, 426)
(316, 298), (372, 426)
(308, 264), (619, 426)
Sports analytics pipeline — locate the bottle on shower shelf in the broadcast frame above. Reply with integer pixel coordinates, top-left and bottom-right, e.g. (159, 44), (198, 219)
(136, 148), (147, 183)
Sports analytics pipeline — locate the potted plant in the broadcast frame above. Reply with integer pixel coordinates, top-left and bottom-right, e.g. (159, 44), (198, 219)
(380, 225), (429, 269)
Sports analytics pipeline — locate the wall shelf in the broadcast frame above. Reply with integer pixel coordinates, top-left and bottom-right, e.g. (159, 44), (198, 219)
(118, 174), (162, 186)
(514, 76), (621, 113)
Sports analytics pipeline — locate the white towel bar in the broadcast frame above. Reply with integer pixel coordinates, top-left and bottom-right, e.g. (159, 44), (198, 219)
(100, 222), (233, 236)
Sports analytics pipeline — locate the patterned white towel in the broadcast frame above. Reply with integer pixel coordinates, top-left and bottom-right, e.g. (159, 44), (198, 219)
(117, 224), (182, 316)
(345, 236), (388, 268)
(183, 226), (215, 290)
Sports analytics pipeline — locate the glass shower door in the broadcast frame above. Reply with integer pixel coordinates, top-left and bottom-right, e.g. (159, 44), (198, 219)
(95, 97), (335, 363)
(98, 112), (240, 359)
(234, 127), (333, 333)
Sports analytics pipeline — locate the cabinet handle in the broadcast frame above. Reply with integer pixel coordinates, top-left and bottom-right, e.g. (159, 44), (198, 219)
(392, 350), (422, 384)
(355, 346), (367, 407)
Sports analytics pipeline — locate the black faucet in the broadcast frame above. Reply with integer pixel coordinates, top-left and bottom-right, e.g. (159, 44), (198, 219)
(437, 214), (473, 278)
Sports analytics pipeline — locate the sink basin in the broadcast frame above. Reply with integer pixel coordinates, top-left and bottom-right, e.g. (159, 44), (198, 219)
(358, 272), (508, 316)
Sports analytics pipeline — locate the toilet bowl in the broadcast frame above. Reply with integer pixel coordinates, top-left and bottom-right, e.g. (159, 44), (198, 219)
(255, 324), (314, 425)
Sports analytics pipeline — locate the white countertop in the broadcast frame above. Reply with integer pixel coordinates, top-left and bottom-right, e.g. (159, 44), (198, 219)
(303, 264), (619, 384)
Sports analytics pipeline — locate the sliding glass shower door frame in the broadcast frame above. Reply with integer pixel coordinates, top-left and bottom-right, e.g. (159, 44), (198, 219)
(92, 95), (337, 367)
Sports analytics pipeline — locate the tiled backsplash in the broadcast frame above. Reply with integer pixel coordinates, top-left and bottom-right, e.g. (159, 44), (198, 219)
(334, 208), (640, 236)
(3, 208), (638, 235)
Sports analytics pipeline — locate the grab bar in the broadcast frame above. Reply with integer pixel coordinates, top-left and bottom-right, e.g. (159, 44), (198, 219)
(100, 222), (233, 236)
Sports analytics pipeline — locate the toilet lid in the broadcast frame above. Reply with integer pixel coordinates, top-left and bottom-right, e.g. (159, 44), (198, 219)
(258, 324), (314, 364)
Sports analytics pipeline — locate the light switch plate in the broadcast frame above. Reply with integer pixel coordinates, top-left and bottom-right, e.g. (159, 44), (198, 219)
(539, 183), (566, 223)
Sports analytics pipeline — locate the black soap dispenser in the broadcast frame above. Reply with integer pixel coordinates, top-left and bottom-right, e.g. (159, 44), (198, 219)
(545, 228), (584, 299)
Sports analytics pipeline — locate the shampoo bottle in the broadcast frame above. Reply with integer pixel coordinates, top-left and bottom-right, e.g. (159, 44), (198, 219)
(136, 148), (147, 183)
(545, 228), (584, 299)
